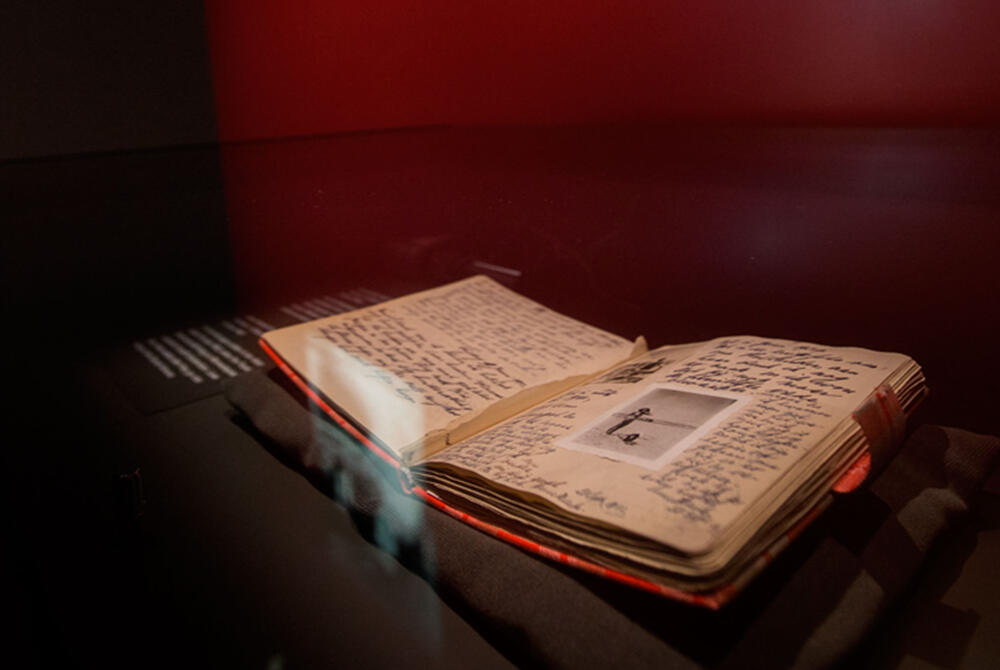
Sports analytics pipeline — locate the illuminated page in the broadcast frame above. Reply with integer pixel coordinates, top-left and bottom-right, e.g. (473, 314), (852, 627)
(421, 337), (908, 556)
(261, 276), (644, 462)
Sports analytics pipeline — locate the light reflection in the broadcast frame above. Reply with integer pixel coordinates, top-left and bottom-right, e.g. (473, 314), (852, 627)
(304, 343), (434, 573)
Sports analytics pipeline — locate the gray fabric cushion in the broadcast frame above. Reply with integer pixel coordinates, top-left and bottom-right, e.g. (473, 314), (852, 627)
(225, 370), (1000, 669)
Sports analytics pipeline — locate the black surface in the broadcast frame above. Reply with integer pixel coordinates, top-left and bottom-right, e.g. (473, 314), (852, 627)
(11, 354), (514, 669)
(7, 126), (1000, 668)
(2, 144), (231, 340)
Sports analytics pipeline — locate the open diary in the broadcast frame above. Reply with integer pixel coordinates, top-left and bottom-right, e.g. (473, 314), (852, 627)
(258, 276), (926, 608)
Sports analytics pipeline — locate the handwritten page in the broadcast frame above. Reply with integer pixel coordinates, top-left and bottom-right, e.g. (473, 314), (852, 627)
(421, 337), (907, 558)
(262, 276), (641, 461)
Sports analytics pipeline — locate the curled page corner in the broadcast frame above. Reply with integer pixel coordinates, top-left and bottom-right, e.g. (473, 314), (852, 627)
(630, 335), (649, 358)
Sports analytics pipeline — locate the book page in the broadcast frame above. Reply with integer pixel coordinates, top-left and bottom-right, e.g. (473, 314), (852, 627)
(262, 276), (643, 461)
(421, 337), (907, 555)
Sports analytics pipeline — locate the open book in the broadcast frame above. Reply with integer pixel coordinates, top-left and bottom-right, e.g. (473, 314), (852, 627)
(259, 276), (926, 608)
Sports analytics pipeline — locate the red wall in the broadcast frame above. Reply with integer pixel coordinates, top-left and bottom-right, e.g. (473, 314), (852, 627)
(205, 1), (1000, 141)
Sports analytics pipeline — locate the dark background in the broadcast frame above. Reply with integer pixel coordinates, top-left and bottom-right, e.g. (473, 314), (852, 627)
(6, 1), (1000, 162)
(6, 1), (999, 391)
(1, 2), (215, 160)
(5, 2), (999, 668)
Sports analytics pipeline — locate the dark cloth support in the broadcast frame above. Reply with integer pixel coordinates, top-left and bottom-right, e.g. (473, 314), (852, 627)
(225, 370), (999, 669)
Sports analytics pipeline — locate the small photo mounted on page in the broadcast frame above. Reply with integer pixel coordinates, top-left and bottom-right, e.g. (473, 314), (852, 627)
(557, 384), (750, 470)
